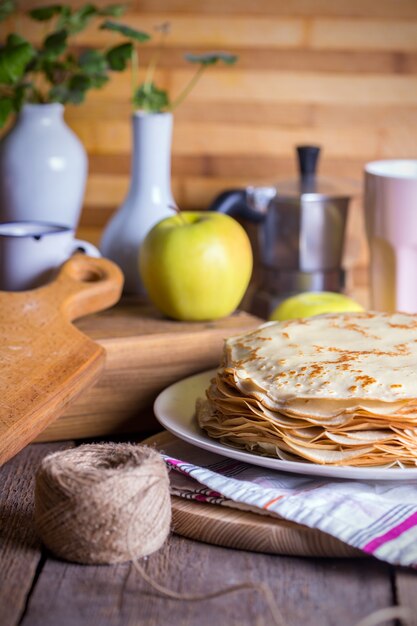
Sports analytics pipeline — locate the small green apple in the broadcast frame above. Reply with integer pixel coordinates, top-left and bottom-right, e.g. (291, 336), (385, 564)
(270, 291), (364, 321)
(139, 211), (253, 321)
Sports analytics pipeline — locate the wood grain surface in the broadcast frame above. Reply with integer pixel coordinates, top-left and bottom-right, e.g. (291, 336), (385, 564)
(0, 441), (73, 626)
(2, 438), (412, 626)
(36, 304), (261, 442)
(0, 255), (123, 465)
(5, 0), (417, 286)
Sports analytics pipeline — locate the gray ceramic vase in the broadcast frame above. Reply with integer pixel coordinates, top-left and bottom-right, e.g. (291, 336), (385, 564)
(0, 103), (88, 229)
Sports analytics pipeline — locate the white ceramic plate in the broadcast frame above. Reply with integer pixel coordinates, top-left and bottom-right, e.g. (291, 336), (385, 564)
(154, 369), (417, 481)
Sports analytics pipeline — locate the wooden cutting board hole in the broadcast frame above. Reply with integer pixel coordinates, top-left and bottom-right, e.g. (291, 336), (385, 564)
(68, 260), (106, 283)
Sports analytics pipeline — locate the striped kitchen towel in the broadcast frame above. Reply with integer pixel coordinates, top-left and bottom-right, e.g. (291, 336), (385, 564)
(161, 437), (417, 567)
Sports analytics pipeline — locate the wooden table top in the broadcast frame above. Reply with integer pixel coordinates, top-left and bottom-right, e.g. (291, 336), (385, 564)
(2, 438), (417, 626)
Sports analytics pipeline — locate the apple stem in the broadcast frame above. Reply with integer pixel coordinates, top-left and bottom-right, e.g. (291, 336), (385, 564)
(168, 203), (188, 225)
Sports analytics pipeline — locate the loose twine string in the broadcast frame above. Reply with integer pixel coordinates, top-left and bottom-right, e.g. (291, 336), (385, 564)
(34, 443), (411, 626)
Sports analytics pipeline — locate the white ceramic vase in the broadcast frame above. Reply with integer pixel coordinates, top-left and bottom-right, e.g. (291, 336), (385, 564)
(0, 103), (88, 228)
(100, 111), (175, 295)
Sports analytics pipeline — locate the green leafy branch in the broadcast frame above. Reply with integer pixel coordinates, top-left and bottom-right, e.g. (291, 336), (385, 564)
(169, 52), (238, 111)
(100, 20), (238, 113)
(0, 2), (141, 126)
(0, 5), (238, 125)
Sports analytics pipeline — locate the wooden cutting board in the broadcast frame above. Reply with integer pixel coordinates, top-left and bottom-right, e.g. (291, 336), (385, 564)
(37, 303), (261, 442)
(146, 431), (361, 558)
(0, 255), (123, 465)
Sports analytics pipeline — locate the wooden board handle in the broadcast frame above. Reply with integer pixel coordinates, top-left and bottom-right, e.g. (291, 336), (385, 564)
(43, 255), (124, 321)
(0, 255), (124, 466)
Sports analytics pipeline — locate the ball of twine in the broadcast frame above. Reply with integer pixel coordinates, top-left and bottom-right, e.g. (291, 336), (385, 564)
(34, 443), (171, 565)
(34, 442), (288, 626)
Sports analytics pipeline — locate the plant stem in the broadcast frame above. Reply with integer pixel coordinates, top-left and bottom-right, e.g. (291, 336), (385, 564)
(144, 49), (158, 94)
(131, 45), (139, 108)
(169, 64), (205, 111)
(30, 63), (46, 103)
(143, 26), (167, 94)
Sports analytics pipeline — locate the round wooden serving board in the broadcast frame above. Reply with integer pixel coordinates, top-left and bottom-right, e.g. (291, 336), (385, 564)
(145, 432), (362, 558)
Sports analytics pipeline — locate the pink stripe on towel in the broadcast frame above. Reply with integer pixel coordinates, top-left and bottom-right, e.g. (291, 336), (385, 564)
(363, 511), (417, 553)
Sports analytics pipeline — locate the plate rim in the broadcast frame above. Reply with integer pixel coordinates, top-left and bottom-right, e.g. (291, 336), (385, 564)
(153, 369), (417, 481)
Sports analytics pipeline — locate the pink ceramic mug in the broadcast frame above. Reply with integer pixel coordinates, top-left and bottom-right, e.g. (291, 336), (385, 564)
(364, 160), (417, 313)
(0, 221), (100, 291)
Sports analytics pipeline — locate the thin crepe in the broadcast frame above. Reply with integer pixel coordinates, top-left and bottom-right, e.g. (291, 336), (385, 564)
(196, 312), (417, 467)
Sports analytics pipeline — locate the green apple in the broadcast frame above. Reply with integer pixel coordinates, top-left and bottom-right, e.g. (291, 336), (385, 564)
(270, 291), (364, 322)
(139, 212), (253, 321)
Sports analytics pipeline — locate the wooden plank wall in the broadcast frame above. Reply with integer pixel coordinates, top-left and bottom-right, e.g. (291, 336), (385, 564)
(7, 1), (417, 283)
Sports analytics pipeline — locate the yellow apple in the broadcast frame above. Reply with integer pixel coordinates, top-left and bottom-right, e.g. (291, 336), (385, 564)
(270, 291), (364, 321)
(139, 212), (253, 321)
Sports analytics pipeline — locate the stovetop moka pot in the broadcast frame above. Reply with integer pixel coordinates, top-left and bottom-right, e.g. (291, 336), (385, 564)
(208, 146), (354, 317)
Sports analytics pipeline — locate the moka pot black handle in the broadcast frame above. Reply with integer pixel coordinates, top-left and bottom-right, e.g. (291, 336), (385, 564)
(208, 188), (268, 223)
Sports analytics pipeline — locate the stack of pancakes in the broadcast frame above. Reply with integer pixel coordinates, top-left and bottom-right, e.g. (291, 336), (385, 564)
(196, 312), (417, 467)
